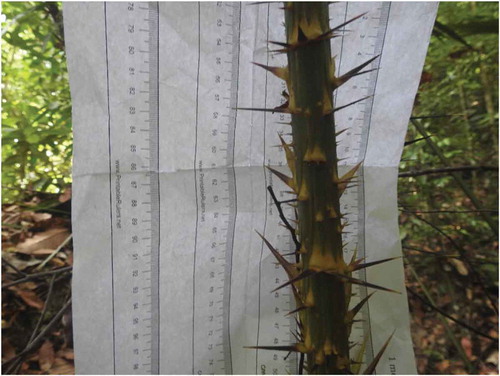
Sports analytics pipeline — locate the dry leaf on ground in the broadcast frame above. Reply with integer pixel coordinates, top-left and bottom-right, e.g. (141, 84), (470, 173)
(449, 258), (468, 276)
(58, 188), (71, 203)
(8, 286), (44, 310)
(460, 336), (476, 360)
(39, 340), (55, 372)
(56, 348), (74, 360)
(31, 249), (61, 257)
(50, 357), (74, 375)
(2, 337), (16, 362)
(16, 228), (70, 255)
(1, 250), (40, 271)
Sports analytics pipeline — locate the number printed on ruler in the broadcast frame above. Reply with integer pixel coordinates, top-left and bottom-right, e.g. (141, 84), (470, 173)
(193, 2), (240, 374)
(105, 2), (160, 374)
(102, 2), (391, 374)
(330, 2), (391, 366)
(251, 4), (299, 375)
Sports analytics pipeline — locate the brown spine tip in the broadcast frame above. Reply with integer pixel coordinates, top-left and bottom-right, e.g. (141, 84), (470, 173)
(252, 61), (289, 82)
(278, 134), (297, 177)
(266, 166), (296, 191)
(334, 55), (380, 90)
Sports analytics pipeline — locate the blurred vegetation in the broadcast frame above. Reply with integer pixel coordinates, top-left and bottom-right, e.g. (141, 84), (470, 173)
(1, 1), (498, 375)
(399, 2), (498, 374)
(2, 2), (71, 203)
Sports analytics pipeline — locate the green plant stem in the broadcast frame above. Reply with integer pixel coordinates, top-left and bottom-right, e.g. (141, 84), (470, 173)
(253, 4), (395, 373)
(284, 3), (349, 373)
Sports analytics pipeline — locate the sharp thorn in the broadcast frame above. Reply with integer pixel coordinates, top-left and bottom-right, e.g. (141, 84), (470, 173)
(266, 166), (295, 190)
(326, 272), (400, 294)
(350, 292), (375, 318)
(334, 96), (372, 113)
(335, 128), (349, 137)
(286, 305), (308, 316)
(245, 345), (298, 352)
(351, 257), (400, 272)
(335, 55), (380, 88)
(236, 107), (283, 113)
(317, 13), (367, 40)
(363, 331), (395, 374)
(247, 1), (275, 5)
(268, 40), (291, 48)
(272, 269), (316, 292)
(256, 231), (296, 279)
(252, 62), (288, 81)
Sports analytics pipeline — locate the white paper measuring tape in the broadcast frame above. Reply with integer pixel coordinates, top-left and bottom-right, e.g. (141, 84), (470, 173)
(64, 2), (437, 374)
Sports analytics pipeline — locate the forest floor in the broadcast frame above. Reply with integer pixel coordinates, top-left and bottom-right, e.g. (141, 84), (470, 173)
(2, 191), (73, 375)
(404, 243), (499, 374)
(1, 190), (498, 375)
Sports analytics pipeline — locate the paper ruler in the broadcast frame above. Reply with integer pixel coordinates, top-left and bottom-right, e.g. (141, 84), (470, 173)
(64, 2), (437, 374)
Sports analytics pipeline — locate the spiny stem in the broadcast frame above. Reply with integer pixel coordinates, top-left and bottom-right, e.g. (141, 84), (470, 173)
(284, 3), (349, 373)
(253, 3), (396, 373)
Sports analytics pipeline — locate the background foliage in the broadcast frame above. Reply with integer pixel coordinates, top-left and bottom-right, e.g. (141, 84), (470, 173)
(1, 1), (498, 375)
(2, 2), (71, 203)
(399, 2), (498, 374)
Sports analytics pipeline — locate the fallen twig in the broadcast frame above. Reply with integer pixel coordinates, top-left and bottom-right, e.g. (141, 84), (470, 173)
(1, 257), (27, 277)
(407, 286), (497, 342)
(2, 266), (72, 289)
(399, 165), (497, 178)
(3, 298), (72, 374)
(29, 275), (56, 344)
(35, 233), (72, 271)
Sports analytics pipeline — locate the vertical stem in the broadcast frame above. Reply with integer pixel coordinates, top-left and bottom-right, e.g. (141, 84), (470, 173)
(284, 3), (349, 373)
(478, 59), (498, 154)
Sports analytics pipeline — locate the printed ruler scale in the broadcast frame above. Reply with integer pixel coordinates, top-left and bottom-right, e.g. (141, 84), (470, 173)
(102, 1), (389, 373)
(104, 2), (160, 374)
(192, 2), (241, 374)
(66, 2), (436, 374)
(331, 2), (392, 368)
(106, 2), (244, 374)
